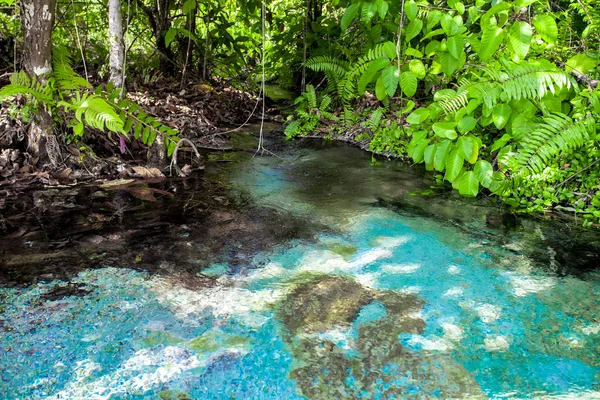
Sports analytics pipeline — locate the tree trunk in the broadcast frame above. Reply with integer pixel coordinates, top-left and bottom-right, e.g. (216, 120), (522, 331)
(136, 0), (174, 75)
(21, 0), (58, 166)
(108, 0), (125, 89)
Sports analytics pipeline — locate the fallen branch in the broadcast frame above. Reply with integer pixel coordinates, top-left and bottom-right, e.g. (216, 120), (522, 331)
(169, 138), (201, 177)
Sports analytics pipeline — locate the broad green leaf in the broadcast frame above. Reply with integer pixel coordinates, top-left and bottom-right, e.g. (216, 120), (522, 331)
(478, 26), (504, 61)
(400, 71), (418, 97)
(474, 160), (493, 188)
(566, 54), (598, 74)
(382, 41), (397, 59)
(407, 130), (428, 158)
(457, 135), (479, 163)
(439, 52), (459, 76)
(402, 100), (416, 114)
(447, 35), (464, 59)
(405, 47), (424, 57)
(480, 2), (512, 30)
(425, 40), (440, 56)
(341, 4), (360, 31)
(509, 22), (532, 60)
(490, 133), (512, 152)
(433, 122), (457, 139)
(183, 0), (196, 14)
(515, 0), (538, 6)
(382, 66), (400, 97)
(361, 2), (379, 24)
(421, 28), (445, 41)
(405, 0), (418, 22)
(424, 143), (437, 170)
(445, 149), (464, 182)
(358, 57), (390, 94)
(427, 10), (443, 30)
(492, 103), (512, 129)
(434, 139), (452, 171)
(458, 171), (479, 197)
(441, 14), (460, 36)
(404, 19), (423, 42)
(457, 116), (477, 133)
(454, 1), (465, 14)
(375, 75), (387, 100)
(411, 138), (430, 162)
(165, 29), (178, 47)
(377, 0), (389, 19)
(406, 108), (430, 124)
(532, 14), (558, 44)
(409, 59), (426, 79)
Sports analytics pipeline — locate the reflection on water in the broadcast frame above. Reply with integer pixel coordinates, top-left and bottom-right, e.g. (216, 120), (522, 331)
(1, 129), (600, 399)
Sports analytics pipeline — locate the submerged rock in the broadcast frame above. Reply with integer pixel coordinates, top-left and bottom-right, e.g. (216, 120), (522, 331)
(275, 273), (485, 399)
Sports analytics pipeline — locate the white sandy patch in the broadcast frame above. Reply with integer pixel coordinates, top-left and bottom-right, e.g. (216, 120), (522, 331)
(442, 323), (464, 341)
(475, 304), (502, 323)
(380, 263), (420, 274)
(371, 236), (412, 249)
(484, 335), (509, 352)
(297, 250), (352, 274)
(152, 280), (284, 322)
(507, 273), (555, 297)
(579, 323), (600, 336)
(351, 248), (393, 268)
(408, 335), (452, 351)
(355, 272), (381, 288)
(49, 346), (235, 399)
(443, 287), (464, 297)
(447, 265), (461, 275)
(243, 262), (289, 282)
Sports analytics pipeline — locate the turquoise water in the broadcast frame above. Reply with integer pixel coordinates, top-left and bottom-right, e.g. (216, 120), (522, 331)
(1, 136), (600, 399)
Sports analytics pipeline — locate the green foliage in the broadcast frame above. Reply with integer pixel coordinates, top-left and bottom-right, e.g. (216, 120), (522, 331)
(0, 50), (179, 154)
(286, 0), (600, 225)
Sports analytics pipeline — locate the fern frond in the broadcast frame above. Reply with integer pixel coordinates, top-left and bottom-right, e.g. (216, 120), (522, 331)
(509, 112), (592, 174)
(306, 56), (350, 80)
(52, 47), (90, 90)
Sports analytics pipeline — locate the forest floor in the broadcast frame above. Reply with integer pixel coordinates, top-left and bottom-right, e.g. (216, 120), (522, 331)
(0, 76), (284, 189)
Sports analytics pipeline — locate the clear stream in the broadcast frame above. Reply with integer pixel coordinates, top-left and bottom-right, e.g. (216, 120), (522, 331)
(1, 126), (600, 399)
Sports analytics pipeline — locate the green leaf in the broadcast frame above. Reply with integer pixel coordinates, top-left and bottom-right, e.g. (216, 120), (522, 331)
(73, 121), (84, 137)
(405, 47), (423, 58)
(490, 133), (511, 152)
(382, 66), (400, 97)
(361, 2), (379, 24)
(509, 22), (532, 60)
(566, 54), (598, 74)
(341, 4), (360, 31)
(405, 1), (418, 22)
(165, 28), (178, 48)
(457, 135), (478, 163)
(375, 75), (387, 100)
(532, 14), (557, 44)
(492, 103), (512, 129)
(445, 149), (464, 182)
(458, 171), (479, 197)
(447, 35), (464, 59)
(439, 52), (459, 76)
(441, 14), (460, 36)
(377, 0), (388, 19)
(408, 59), (426, 79)
(400, 71), (418, 97)
(406, 108), (430, 124)
(433, 122), (457, 139)
(424, 143), (437, 170)
(134, 122), (143, 139)
(404, 19), (423, 42)
(358, 57), (390, 94)
(474, 160), (493, 188)
(478, 26), (504, 61)
(457, 116), (477, 133)
(183, 0), (196, 14)
(434, 139), (452, 171)
(142, 126), (150, 143)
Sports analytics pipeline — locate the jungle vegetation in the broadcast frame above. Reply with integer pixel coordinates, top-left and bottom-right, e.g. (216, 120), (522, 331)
(0, 0), (599, 224)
